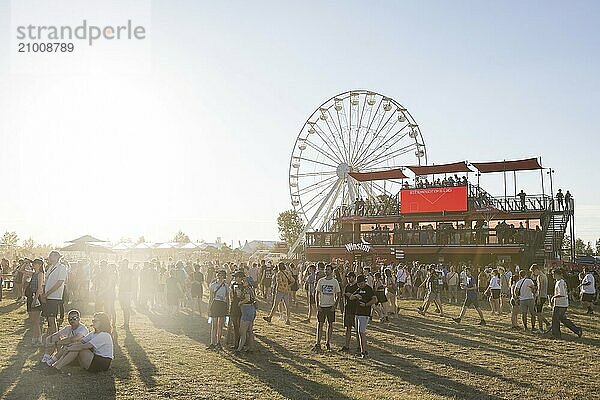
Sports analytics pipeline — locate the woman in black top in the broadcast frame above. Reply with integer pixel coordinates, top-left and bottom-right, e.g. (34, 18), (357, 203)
(26, 258), (45, 346)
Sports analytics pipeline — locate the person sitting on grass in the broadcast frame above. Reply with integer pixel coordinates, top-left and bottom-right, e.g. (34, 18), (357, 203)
(41, 309), (88, 366)
(47, 312), (114, 374)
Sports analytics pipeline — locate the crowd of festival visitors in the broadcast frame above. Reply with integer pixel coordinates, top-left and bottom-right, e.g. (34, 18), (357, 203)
(1, 251), (598, 369)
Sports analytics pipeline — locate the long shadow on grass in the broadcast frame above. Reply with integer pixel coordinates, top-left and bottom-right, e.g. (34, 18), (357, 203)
(1, 332), (117, 400)
(225, 337), (353, 400)
(124, 331), (159, 389)
(365, 347), (506, 400)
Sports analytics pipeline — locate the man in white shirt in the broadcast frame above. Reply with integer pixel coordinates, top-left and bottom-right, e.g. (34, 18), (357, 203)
(41, 251), (68, 335)
(578, 267), (596, 315)
(513, 270), (537, 331)
(42, 309), (89, 365)
(396, 264), (407, 298)
(549, 269), (582, 339)
(312, 264), (340, 353)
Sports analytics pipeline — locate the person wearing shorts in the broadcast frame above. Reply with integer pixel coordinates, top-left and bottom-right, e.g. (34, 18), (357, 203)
(514, 270), (537, 332)
(263, 263), (292, 325)
(531, 264), (550, 332)
(41, 251), (68, 336)
(47, 312), (113, 374)
(487, 270), (502, 316)
(236, 275), (257, 353)
(312, 264), (340, 353)
(578, 267), (596, 315)
(453, 268), (486, 325)
(354, 275), (376, 358)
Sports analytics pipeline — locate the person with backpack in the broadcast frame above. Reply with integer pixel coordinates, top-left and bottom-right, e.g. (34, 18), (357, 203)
(263, 263), (292, 325)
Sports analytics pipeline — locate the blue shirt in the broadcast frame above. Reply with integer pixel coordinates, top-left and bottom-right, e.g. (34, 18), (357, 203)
(466, 276), (477, 299)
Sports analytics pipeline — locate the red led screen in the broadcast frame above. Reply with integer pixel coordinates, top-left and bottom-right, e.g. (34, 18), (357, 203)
(400, 186), (468, 214)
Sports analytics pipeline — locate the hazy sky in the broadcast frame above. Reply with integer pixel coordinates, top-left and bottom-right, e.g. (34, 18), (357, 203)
(0, 0), (599, 245)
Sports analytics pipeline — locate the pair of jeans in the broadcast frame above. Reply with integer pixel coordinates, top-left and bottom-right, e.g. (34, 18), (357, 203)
(551, 306), (579, 338)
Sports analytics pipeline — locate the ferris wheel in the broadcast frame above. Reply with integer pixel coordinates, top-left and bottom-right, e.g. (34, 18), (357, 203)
(289, 90), (427, 250)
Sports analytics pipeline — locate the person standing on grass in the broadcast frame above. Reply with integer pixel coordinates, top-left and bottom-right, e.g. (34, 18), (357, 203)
(446, 266), (459, 304)
(235, 272), (257, 354)
(549, 269), (582, 339)
(341, 271), (358, 352)
(263, 263), (292, 325)
(25, 258), (45, 346)
(486, 269), (502, 316)
(383, 268), (398, 318)
(229, 271), (245, 347)
(302, 264), (317, 323)
(312, 264), (340, 353)
(578, 266), (596, 315)
(373, 272), (389, 322)
(499, 266), (511, 314)
(117, 259), (134, 331)
(354, 274), (377, 358)
(453, 268), (486, 325)
(531, 264), (550, 333)
(417, 267), (444, 317)
(395, 264), (407, 299)
(259, 260), (274, 301)
(41, 251), (68, 336)
(207, 270), (229, 350)
(191, 264), (205, 315)
(514, 270), (537, 332)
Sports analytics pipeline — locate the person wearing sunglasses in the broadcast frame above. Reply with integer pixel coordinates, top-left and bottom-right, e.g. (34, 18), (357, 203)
(47, 312), (113, 373)
(41, 309), (88, 366)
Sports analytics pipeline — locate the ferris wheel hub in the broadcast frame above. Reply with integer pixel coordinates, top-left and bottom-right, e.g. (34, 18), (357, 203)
(336, 162), (353, 179)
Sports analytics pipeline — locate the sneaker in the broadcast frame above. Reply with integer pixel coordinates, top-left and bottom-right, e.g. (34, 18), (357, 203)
(262, 316), (272, 324)
(417, 309), (425, 316)
(325, 343), (331, 351)
(206, 344), (215, 350)
(586, 310), (594, 315)
(453, 317), (461, 323)
(41, 355), (49, 364)
(310, 343), (321, 353)
(577, 328), (583, 338)
(359, 351), (368, 359)
(479, 320), (486, 326)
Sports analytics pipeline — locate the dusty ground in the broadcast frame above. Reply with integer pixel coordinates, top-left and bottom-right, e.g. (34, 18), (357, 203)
(0, 293), (598, 400)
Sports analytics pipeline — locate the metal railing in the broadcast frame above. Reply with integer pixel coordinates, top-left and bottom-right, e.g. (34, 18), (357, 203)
(306, 227), (544, 248)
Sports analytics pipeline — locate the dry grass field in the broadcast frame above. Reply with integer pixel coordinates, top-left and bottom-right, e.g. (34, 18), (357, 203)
(0, 294), (598, 400)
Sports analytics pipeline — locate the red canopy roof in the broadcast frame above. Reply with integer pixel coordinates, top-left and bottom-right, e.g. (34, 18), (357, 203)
(471, 157), (542, 173)
(407, 161), (472, 176)
(349, 168), (408, 181)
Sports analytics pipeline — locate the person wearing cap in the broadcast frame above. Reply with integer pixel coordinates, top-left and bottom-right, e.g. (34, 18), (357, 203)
(41, 251), (68, 335)
(354, 274), (377, 358)
(341, 271), (358, 352)
(25, 258), (45, 346)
